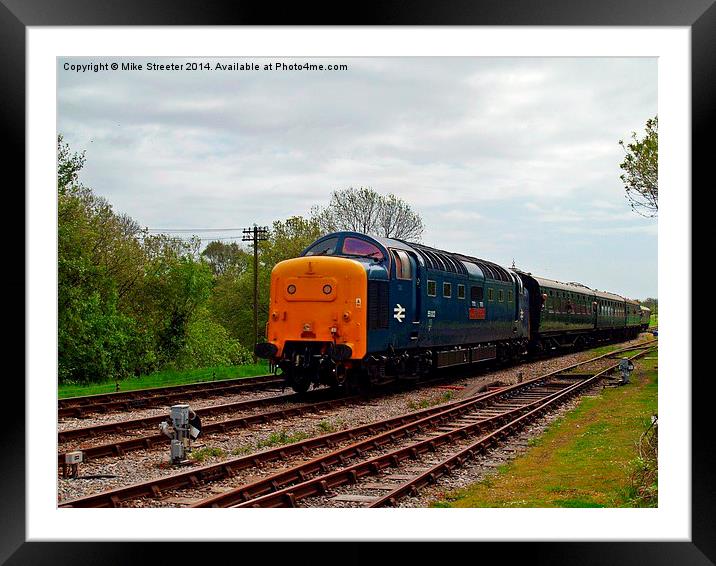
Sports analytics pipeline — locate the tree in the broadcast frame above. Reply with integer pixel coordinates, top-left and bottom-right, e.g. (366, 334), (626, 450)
(141, 247), (214, 364)
(58, 135), (150, 382)
(260, 215), (324, 269)
(201, 241), (249, 276)
(312, 187), (424, 241)
(619, 116), (658, 217)
(58, 135), (229, 383)
(57, 134), (86, 195)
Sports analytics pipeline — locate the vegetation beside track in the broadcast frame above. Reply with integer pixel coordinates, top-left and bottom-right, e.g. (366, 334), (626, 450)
(58, 336), (653, 399)
(433, 349), (658, 508)
(58, 362), (271, 398)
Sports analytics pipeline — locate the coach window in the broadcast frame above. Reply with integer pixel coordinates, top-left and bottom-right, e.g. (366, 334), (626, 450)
(427, 280), (437, 297)
(508, 290), (514, 303)
(457, 284), (466, 299)
(498, 289), (504, 302)
(391, 249), (412, 280)
(488, 288), (494, 301)
(443, 282), (452, 298)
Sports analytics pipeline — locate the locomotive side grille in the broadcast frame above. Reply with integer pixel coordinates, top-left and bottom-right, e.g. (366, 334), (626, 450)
(368, 280), (389, 329)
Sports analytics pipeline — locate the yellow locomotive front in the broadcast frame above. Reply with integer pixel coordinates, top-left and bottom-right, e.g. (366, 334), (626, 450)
(255, 255), (368, 392)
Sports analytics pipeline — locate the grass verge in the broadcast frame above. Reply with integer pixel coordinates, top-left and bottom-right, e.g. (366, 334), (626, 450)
(58, 362), (272, 399)
(432, 349), (658, 508)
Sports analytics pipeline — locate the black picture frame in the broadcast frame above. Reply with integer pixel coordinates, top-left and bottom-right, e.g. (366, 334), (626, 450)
(7, 1), (707, 563)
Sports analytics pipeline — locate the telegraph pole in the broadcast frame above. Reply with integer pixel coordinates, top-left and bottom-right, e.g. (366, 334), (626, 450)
(243, 225), (269, 363)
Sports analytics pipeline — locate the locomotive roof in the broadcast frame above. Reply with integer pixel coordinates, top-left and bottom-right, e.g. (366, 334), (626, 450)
(314, 232), (633, 299)
(393, 238), (514, 283)
(326, 232), (513, 282)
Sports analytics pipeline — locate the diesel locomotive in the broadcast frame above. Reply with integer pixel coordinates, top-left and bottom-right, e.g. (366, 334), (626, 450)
(255, 231), (650, 393)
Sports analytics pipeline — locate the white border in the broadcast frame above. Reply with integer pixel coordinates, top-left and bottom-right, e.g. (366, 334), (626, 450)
(27, 27), (690, 541)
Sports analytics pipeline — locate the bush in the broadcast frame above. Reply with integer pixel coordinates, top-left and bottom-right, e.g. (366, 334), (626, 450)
(58, 291), (146, 384)
(174, 311), (253, 369)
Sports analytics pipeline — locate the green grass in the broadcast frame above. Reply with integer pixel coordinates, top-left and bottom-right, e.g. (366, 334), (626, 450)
(256, 429), (311, 449)
(58, 362), (272, 399)
(317, 420), (337, 433)
(407, 390), (455, 411)
(190, 446), (226, 462)
(649, 313), (658, 328)
(432, 351), (658, 508)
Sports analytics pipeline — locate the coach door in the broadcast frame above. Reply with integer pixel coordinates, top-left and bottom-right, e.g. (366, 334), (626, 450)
(407, 252), (421, 342)
(391, 249), (420, 345)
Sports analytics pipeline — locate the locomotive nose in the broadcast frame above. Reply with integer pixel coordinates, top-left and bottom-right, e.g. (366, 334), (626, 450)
(261, 255), (368, 360)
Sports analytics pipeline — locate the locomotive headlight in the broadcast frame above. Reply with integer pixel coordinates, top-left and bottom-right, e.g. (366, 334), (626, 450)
(322, 284), (332, 295)
(287, 284), (296, 294)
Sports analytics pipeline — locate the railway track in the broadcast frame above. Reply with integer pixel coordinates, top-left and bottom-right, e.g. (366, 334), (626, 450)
(194, 345), (654, 508)
(56, 367), (509, 464)
(58, 389), (356, 464)
(59, 340), (654, 508)
(57, 339), (654, 463)
(58, 374), (283, 418)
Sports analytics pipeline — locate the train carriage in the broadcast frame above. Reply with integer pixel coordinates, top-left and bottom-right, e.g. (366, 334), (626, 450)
(595, 290), (626, 331)
(523, 275), (597, 350)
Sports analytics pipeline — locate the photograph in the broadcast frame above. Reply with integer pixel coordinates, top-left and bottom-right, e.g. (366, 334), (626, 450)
(55, 55), (660, 510)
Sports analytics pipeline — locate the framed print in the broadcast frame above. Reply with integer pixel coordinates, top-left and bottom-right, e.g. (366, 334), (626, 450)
(8, 0), (709, 563)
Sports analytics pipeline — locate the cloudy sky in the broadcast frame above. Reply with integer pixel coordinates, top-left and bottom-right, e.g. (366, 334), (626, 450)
(57, 57), (657, 299)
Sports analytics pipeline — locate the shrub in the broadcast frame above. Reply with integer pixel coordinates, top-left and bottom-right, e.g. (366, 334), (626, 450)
(175, 311), (253, 369)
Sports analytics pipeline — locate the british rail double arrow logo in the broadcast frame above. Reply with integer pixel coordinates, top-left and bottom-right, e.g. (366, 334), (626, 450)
(393, 304), (406, 322)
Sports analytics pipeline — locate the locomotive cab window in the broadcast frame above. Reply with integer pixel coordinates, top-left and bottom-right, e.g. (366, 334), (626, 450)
(427, 280), (437, 297)
(391, 249), (412, 280)
(305, 237), (338, 256)
(443, 282), (452, 298)
(498, 289), (504, 302)
(508, 290), (513, 302)
(488, 288), (494, 301)
(342, 237), (384, 260)
(457, 284), (466, 299)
